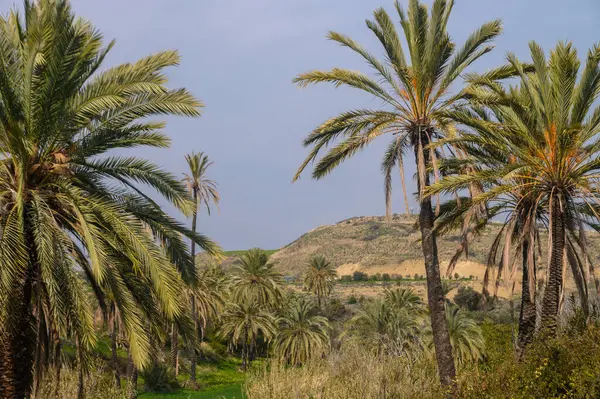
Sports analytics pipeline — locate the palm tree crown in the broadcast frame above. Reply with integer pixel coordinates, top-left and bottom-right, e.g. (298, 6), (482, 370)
(274, 297), (331, 366)
(183, 152), (220, 215)
(231, 248), (284, 308)
(303, 255), (337, 308)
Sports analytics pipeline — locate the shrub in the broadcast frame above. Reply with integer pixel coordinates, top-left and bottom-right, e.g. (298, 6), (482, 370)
(454, 273), (460, 280)
(352, 271), (368, 281)
(347, 295), (357, 305)
(456, 325), (600, 398)
(369, 274), (377, 281)
(413, 273), (419, 280)
(375, 273), (382, 281)
(140, 363), (180, 393)
(454, 286), (483, 311)
(341, 275), (352, 282)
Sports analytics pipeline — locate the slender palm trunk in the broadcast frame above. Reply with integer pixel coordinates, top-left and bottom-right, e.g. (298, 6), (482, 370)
(53, 333), (61, 399)
(127, 349), (137, 399)
(541, 195), (565, 334)
(190, 189), (199, 385)
(76, 337), (84, 399)
(398, 157), (410, 215)
(110, 303), (121, 387)
(171, 323), (179, 376)
(414, 135), (456, 388)
(517, 240), (536, 354)
(1, 224), (37, 399)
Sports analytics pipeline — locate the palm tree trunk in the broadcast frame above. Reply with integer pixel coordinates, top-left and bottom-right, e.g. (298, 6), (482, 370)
(171, 323), (179, 376)
(76, 337), (84, 399)
(127, 350), (137, 399)
(1, 255), (36, 398)
(541, 195), (565, 334)
(517, 240), (536, 354)
(54, 334), (61, 399)
(110, 303), (121, 387)
(398, 157), (410, 215)
(414, 134), (456, 388)
(190, 189), (199, 385)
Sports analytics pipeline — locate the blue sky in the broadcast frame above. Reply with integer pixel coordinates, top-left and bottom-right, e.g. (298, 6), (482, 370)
(17, 0), (598, 250)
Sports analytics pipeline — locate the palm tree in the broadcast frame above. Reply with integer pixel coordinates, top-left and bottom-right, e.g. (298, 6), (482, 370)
(346, 297), (424, 358)
(444, 306), (485, 365)
(231, 249), (284, 308)
(188, 263), (227, 383)
(175, 152), (220, 380)
(429, 41), (600, 334)
(219, 302), (277, 371)
(0, 1), (221, 396)
(274, 297), (330, 366)
(384, 287), (423, 310)
(292, 0), (501, 386)
(303, 256), (337, 309)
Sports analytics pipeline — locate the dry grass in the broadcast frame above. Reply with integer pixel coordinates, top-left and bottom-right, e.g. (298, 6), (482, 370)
(245, 343), (443, 399)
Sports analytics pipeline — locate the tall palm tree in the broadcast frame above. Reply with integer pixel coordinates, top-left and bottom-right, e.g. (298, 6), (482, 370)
(274, 297), (331, 366)
(292, 0), (501, 386)
(174, 152), (220, 380)
(303, 255), (337, 309)
(429, 41), (600, 334)
(219, 302), (277, 371)
(0, 1), (221, 396)
(231, 249), (284, 308)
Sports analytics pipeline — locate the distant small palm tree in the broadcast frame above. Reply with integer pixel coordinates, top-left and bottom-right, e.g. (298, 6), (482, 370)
(274, 297), (331, 366)
(303, 256), (337, 308)
(383, 287), (423, 310)
(219, 302), (277, 371)
(179, 151), (220, 381)
(231, 249), (284, 308)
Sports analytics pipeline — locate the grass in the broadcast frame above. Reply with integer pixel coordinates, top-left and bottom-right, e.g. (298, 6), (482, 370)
(139, 359), (246, 399)
(223, 249), (278, 257)
(139, 383), (244, 399)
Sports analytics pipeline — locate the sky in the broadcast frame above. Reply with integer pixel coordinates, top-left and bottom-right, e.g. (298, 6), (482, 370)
(4, 0), (599, 250)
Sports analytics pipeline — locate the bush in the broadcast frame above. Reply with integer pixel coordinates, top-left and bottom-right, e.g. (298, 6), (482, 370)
(140, 363), (180, 393)
(454, 273), (460, 280)
(457, 324), (600, 398)
(341, 275), (352, 282)
(347, 295), (357, 305)
(352, 271), (368, 281)
(413, 273), (419, 280)
(369, 274), (377, 281)
(454, 286), (483, 311)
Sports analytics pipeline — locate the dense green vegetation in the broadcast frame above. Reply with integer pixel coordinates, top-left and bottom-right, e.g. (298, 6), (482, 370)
(2, 0), (600, 398)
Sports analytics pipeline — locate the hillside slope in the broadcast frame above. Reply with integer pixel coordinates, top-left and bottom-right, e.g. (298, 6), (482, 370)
(270, 215), (600, 286)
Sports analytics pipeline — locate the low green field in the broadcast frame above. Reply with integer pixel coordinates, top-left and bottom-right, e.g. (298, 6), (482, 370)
(138, 359), (246, 399)
(139, 383), (244, 399)
(223, 249), (278, 257)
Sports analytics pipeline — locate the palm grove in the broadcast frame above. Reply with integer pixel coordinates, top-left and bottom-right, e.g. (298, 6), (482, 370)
(1, 0), (600, 398)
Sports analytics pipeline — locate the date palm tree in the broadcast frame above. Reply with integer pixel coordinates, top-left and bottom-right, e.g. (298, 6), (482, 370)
(292, 0), (501, 386)
(303, 256), (337, 309)
(0, 1), (221, 396)
(274, 297), (331, 366)
(444, 306), (485, 365)
(429, 41), (600, 335)
(172, 152), (220, 380)
(231, 249), (284, 308)
(219, 302), (277, 371)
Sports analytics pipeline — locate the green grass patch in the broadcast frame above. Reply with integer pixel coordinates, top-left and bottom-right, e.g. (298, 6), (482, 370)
(139, 359), (246, 399)
(223, 249), (278, 257)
